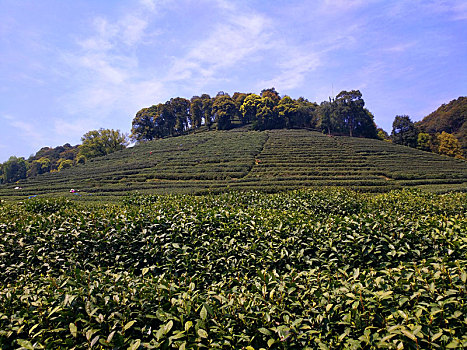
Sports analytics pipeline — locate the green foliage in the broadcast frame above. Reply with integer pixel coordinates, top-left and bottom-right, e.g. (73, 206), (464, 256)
(437, 131), (464, 159)
(79, 128), (128, 159)
(0, 189), (466, 348)
(22, 197), (73, 214)
(417, 96), (466, 156)
(416, 132), (432, 151)
(0, 156), (27, 183)
(391, 115), (419, 148)
(212, 95), (236, 130)
(57, 159), (73, 171)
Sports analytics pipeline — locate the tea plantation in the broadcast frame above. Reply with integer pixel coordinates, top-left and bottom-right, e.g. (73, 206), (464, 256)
(0, 129), (466, 200)
(1, 189), (466, 349)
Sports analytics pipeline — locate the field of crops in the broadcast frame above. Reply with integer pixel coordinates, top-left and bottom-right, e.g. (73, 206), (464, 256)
(0, 129), (466, 200)
(1, 189), (466, 349)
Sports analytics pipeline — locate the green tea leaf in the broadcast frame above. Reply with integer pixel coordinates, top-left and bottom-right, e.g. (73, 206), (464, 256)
(198, 329), (208, 338)
(69, 323), (77, 338)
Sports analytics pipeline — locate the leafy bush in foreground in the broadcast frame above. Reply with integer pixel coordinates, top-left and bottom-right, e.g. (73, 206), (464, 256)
(0, 189), (466, 349)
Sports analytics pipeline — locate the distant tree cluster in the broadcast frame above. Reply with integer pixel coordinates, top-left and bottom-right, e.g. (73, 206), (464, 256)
(0, 129), (128, 184)
(130, 88), (378, 141)
(416, 96), (466, 157)
(390, 115), (464, 159)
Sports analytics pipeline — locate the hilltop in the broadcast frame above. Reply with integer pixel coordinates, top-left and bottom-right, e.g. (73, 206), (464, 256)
(0, 129), (466, 200)
(417, 96), (466, 155)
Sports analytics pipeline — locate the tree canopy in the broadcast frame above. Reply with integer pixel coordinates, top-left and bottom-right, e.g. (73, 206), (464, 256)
(78, 129), (128, 159)
(130, 88), (378, 140)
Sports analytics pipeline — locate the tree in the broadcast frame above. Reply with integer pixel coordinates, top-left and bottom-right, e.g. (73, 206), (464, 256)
(212, 95), (237, 130)
(79, 129), (128, 159)
(437, 131), (464, 158)
(200, 94), (213, 128)
(170, 97), (191, 134)
(232, 92), (250, 124)
(254, 97), (277, 130)
(317, 100), (334, 135)
(333, 90), (376, 137)
(57, 159), (73, 171)
(260, 87), (280, 105)
(27, 157), (51, 177)
(377, 128), (390, 141)
(391, 115), (418, 148)
(240, 94), (262, 125)
(190, 96), (204, 129)
(296, 97), (318, 128)
(1, 156), (27, 183)
(130, 106), (158, 142)
(416, 132), (432, 152)
(275, 96), (299, 128)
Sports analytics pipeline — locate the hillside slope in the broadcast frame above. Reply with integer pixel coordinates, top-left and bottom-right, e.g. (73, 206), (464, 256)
(1, 129), (466, 200)
(417, 96), (466, 155)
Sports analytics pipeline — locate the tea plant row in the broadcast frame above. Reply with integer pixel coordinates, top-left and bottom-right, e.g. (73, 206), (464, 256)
(0, 189), (466, 348)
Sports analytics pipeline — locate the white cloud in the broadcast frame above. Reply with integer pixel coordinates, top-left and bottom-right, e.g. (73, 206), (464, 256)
(259, 50), (321, 91)
(1, 114), (45, 148)
(382, 42), (416, 53)
(164, 9), (274, 85)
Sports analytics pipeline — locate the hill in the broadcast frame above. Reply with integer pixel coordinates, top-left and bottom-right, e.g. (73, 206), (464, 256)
(0, 129), (466, 200)
(417, 96), (466, 155)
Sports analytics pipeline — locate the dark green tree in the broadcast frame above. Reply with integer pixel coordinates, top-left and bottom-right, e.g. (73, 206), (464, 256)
(1, 156), (27, 183)
(333, 90), (376, 137)
(391, 115), (418, 147)
(170, 97), (191, 134)
(317, 100), (334, 135)
(130, 106), (158, 142)
(190, 96), (204, 129)
(200, 94), (213, 128)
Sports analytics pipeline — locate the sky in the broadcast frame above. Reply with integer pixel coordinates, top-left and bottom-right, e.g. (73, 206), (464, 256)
(0, 0), (466, 162)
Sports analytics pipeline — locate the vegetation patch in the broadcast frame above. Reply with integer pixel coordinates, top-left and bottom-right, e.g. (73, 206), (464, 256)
(0, 189), (466, 348)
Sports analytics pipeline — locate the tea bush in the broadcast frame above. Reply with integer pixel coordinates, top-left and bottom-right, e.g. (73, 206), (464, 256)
(0, 189), (466, 348)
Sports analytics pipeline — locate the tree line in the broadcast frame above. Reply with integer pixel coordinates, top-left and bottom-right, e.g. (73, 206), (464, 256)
(1, 89), (464, 185)
(130, 88), (379, 141)
(0, 129), (127, 184)
(386, 115), (464, 159)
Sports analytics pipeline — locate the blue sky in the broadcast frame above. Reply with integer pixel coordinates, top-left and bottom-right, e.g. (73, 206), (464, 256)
(1, 0), (466, 162)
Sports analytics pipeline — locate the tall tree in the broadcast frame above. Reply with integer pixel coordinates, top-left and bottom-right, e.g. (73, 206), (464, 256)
(254, 97), (277, 130)
(240, 94), (262, 125)
(296, 97), (318, 128)
(317, 100), (334, 135)
(212, 95), (237, 130)
(200, 94), (213, 128)
(170, 97), (191, 134)
(275, 96), (299, 128)
(190, 96), (204, 129)
(232, 92), (250, 123)
(333, 90), (376, 137)
(130, 106), (158, 142)
(391, 115), (418, 148)
(78, 129), (128, 159)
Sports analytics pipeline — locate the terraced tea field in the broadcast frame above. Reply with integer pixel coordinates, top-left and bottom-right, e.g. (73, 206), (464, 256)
(0, 129), (466, 200)
(0, 189), (466, 348)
